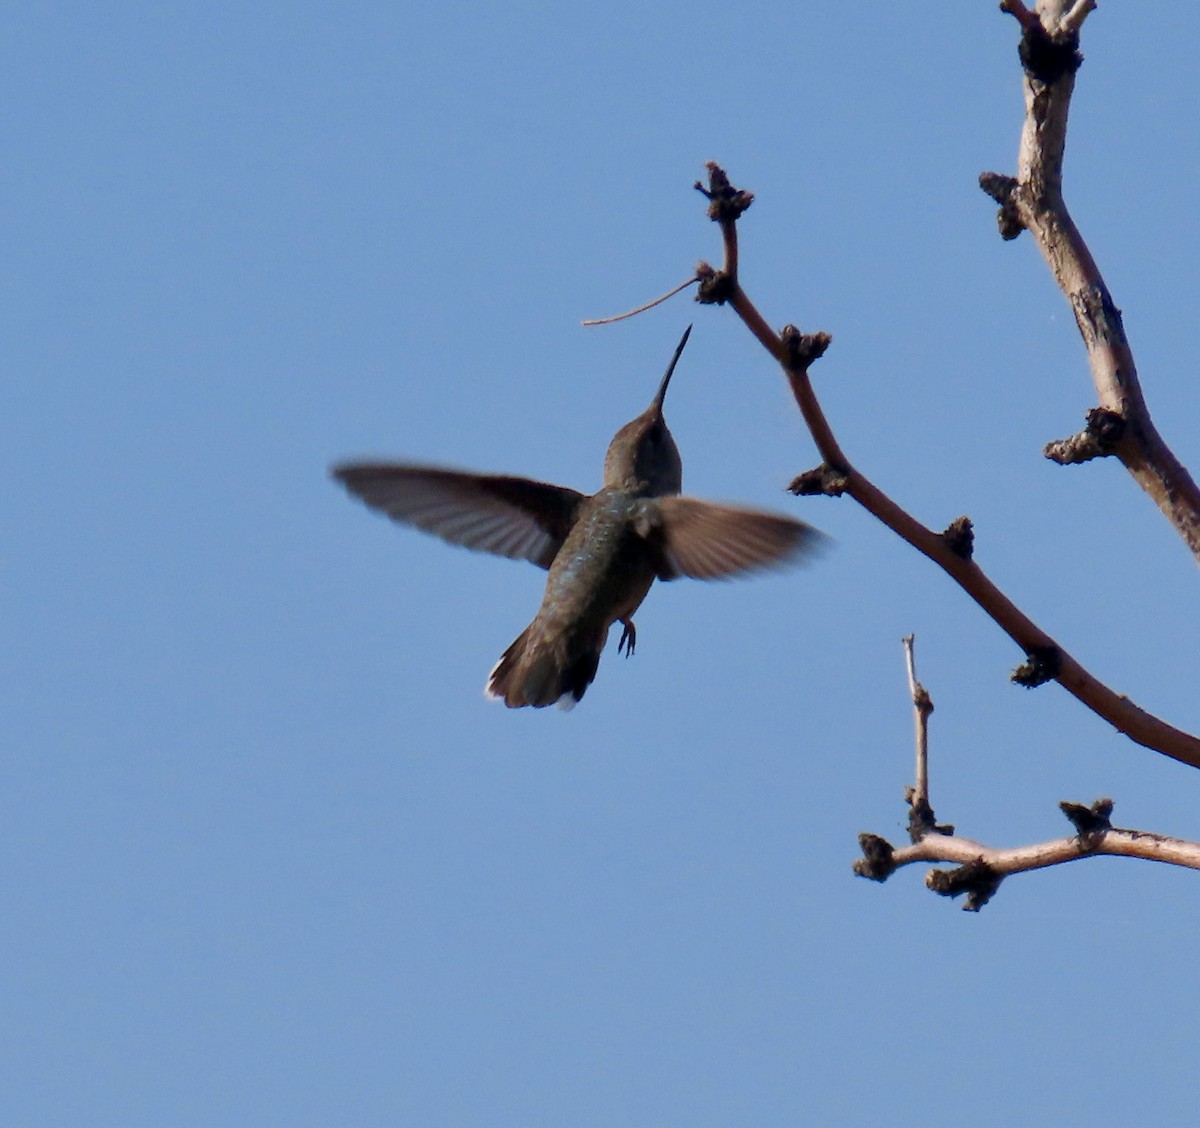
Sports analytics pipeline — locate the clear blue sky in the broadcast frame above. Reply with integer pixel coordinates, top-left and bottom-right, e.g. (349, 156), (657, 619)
(6, 4), (1200, 1125)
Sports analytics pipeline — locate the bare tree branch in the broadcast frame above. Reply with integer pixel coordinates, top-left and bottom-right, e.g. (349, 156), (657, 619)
(902, 635), (932, 814)
(984, 2), (1200, 559)
(853, 646), (1200, 910)
(899, 636), (952, 843)
(691, 161), (1200, 771)
(856, 799), (1200, 912)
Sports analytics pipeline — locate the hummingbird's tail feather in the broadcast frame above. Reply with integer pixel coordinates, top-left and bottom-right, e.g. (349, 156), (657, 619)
(485, 625), (601, 709)
(485, 628), (531, 705)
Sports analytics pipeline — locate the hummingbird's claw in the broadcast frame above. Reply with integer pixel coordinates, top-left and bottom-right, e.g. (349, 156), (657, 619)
(618, 619), (637, 658)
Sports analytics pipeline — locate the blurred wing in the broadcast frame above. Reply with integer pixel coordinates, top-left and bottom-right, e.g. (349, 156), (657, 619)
(332, 463), (585, 569)
(653, 496), (827, 580)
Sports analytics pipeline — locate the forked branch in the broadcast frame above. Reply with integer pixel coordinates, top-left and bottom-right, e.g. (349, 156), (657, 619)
(853, 638), (1200, 911)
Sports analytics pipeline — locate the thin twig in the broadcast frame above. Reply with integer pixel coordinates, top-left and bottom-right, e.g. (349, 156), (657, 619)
(901, 635), (932, 809)
(900, 635), (946, 844)
(582, 275), (700, 326)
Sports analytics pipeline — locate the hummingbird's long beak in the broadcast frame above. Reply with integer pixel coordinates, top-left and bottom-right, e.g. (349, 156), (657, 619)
(652, 324), (692, 413)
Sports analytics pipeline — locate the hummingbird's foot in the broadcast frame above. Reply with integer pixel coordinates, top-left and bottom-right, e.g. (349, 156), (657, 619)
(618, 619), (637, 658)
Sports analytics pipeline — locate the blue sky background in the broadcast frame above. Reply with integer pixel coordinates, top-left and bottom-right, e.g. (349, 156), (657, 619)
(6, 4), (1200, 1125)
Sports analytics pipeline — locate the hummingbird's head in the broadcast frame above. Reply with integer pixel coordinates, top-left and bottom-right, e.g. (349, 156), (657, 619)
(602, 327), (689, 495)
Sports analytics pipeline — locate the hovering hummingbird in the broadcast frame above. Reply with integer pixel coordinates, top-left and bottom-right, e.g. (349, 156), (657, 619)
(333, 326), (825, 709)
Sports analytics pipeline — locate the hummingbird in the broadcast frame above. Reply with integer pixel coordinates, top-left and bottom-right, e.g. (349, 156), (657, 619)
(332, 326), (824, 709)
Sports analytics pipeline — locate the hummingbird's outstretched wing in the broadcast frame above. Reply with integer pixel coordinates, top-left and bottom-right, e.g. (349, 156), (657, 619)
(332, 463), (585, 569)
(651, 497), (826, 581)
